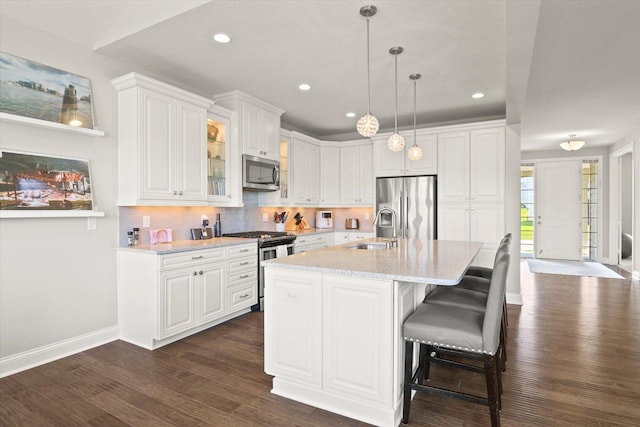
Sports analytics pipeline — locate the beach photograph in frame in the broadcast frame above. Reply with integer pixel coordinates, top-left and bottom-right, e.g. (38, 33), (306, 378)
(0, 51), (95, 129)
(0, 150), (94, 211)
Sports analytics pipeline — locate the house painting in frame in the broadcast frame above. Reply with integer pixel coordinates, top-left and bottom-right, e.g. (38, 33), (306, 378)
(0, 150), (94, 211)
(0, 51), (95, 129)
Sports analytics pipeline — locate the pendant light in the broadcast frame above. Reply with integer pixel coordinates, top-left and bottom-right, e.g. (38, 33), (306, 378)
(407, 74), (423, 161)
(560, 134), (586, 151)
(387, 46), (405, 152)
(356, 5), (379, 138)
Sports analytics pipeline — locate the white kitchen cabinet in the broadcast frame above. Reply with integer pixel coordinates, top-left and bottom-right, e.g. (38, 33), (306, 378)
(214, 91), (284, 162)
(294, 233), (334, 253)
(206, 105), (243, 207)
(333, 231), (374, 245)
(322, 274), (393, 405)
(339, 142), (374, 206)
(292, 135), (320, 205)
(334, 232), (349, 245)
(112, 72), (212, 206)
(117, 243), (257, 350)
(320, 146), (341, 206)
(437, 126), (506, 265)
(158, 260), (225, 340)
(373, 131), (437, 177)
(264, 268), (323, 388)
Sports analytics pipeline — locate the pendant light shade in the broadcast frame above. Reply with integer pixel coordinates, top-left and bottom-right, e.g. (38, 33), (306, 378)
(407, 73), (423, 161)
(357, 5), (379, 138)
(387, 47), (405, 152)
(560, 134), (586, 151)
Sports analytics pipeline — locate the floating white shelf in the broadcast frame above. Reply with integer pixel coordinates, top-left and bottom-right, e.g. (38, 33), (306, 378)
(0, 112), (105, 137)
(0, 210), (106, 219)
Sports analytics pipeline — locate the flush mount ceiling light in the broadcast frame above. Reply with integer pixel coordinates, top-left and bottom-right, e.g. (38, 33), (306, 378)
(298, 83), (311, 91)
(472, 92), (484, 99)
(356, 5), (379, 138)
(560, 134), (586, 151)
(213, 33), (231, 43)
(407, 73), (423, 161)
(387, 46), (405, 152)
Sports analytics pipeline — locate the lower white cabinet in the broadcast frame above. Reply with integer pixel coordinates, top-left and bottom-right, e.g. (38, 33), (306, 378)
(334, 231), (375, 245)
(117, 243), (257, 349)
(294, 233), (334, 253)
(158, 261), (225, 340)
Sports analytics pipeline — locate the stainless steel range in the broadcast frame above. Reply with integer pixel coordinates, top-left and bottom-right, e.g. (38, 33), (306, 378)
(223, 231), (296, 311)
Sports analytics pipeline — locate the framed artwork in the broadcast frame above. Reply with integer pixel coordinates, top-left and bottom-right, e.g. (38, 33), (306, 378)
(0, 51), (95, 129)
(0, 150), (95, 212)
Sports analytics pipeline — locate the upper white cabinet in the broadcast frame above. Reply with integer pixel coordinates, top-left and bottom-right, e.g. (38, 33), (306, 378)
(437, 125), (506, 259)
(438, 127), (505, 203)
(339, 142), (373, 206)
(320, 146), (340, 206)
(373, 130), (437, 177)
(291, 133), (320, 205)
(206, 105), (243, 207)
(214, 91), (283, 161)
(112, 73), (213, 206)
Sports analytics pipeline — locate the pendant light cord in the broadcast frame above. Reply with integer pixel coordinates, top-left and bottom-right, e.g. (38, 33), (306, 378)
(394, 53), (398, 132)
(413, 80), (418, 145)
(366, 17), (371, 114)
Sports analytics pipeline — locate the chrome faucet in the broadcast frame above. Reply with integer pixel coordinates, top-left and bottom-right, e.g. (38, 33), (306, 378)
(373, 207), (397, 238)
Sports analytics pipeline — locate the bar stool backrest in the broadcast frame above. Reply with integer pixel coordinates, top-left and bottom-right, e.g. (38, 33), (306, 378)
(481, 253), (510, 354)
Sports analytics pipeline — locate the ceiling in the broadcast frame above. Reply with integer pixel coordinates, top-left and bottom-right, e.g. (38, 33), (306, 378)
(1, 0), (638, 151)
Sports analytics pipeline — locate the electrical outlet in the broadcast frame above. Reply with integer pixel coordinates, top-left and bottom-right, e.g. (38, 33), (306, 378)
(262, 213), (269, 222)
(142, 216), (150, 228)
(364, 212), (370, 220)
(87, 217), (97, 230)
(201, 214), (209, 222)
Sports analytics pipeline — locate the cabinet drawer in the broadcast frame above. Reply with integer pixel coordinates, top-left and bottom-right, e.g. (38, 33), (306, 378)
(228, 256), (257, 272)
(228, 243), (257, 258)
(160, 248), (226, 270)
(227, 283), (257, 312)
(228, 268), (257, 286)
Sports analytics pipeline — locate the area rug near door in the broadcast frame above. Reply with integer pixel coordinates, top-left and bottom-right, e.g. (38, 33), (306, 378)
(526, 259), (625, 279)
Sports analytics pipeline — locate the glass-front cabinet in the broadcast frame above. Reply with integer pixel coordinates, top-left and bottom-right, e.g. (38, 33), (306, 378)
(206, 105), (242, 206)
(279, 134), (291, 203)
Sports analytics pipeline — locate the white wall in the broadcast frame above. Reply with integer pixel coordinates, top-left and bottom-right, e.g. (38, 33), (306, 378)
(505, 126), (522, 304)
(0, 16), (131, 374)
(620, 153), (633, 235)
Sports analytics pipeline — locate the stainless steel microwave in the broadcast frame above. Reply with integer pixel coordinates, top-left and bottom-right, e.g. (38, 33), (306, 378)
(243, 154), (280, 191)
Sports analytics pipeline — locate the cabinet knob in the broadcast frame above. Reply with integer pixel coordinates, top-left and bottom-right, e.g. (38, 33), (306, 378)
(173, 191), (177, 195)
(179, 191), (183, 196)
(198, 270), (203, 275)
(193, 271), (198, 276)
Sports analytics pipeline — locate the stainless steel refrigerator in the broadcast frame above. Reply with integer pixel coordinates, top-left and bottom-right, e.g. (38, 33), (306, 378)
(375, 175), (437, 239)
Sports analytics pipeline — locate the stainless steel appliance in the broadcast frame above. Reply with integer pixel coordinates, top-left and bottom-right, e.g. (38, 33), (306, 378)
(243, 154), (280, 191)
(315, 211), (333, 229)
(223, 231), (295, 311)
(375, 175), (437, 239)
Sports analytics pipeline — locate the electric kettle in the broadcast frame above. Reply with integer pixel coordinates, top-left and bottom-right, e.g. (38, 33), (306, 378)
(345, 218), (360, 229)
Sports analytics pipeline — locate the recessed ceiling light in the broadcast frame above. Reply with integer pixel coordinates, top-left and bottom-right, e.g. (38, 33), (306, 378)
(213, 33), (231, 43)
(472, 92), (484, 99)
(298, 83), (311, 91)
(346, 112), (356, 118)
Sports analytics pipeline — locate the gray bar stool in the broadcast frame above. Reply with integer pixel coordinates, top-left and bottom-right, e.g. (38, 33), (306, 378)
(402, 253), (510, 427)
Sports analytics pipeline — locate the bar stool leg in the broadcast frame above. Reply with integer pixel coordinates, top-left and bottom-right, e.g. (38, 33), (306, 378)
(402, 340), (414, 425)
(483, 354), (501, 427)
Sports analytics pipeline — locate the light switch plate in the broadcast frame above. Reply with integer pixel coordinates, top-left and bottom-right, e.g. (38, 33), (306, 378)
(262, 213), (268, 222)
(365, 212), (370, 220)
(142, 216), (150, 228)
(87, 217), (97, 230)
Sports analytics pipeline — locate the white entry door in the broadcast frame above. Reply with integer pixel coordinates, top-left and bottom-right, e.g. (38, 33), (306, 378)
(535, 160), (582, 260)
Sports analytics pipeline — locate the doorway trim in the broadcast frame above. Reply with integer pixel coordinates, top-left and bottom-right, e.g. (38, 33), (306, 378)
(608, 143), (633, 267)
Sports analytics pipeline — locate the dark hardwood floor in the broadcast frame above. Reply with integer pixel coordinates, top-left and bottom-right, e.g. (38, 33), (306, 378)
(1, 262), (639, 426)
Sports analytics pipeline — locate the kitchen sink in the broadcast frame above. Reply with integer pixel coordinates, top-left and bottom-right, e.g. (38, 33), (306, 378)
(346, 243), (389, 250)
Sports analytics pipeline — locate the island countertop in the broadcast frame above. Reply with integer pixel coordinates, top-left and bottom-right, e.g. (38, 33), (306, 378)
(263, 237), (482, 285)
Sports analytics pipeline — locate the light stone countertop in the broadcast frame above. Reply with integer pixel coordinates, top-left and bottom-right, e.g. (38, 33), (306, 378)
(263, 237), (482, 285)
(116, 237), (255, 255)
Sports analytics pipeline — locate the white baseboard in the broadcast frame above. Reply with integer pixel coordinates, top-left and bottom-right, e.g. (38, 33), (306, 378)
(0, 326), (119, 378)
(506, 292), (523, 306)
(633, 270), (640, 281)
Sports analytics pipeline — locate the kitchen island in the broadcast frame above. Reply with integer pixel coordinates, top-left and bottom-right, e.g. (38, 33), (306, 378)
(263, 238), (482, 427)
